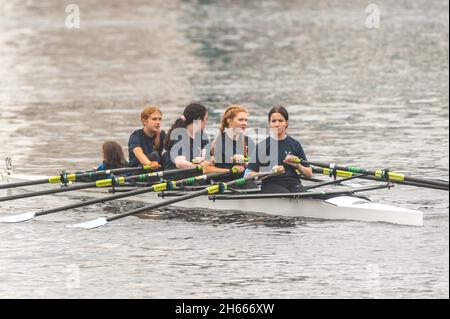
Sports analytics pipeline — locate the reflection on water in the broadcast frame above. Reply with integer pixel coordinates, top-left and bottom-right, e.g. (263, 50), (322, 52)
(0, 0), (448, 298)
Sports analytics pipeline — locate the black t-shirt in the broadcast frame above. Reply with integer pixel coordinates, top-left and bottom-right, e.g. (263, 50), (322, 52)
(128, 129), (166, 167)
(212, 133), (255, 170)
(247, 135), (309, 184)
(163, 131), (210, 171)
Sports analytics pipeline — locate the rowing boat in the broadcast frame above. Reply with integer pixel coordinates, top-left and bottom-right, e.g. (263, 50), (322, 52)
(0, 169), (424, 226)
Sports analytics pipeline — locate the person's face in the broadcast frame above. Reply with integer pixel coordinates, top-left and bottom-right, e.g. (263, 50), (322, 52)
(269, 112), (288, 136)
(192, 112), (208, 135)
(227, 111), (248, 134)
(142, 112), (162, 132)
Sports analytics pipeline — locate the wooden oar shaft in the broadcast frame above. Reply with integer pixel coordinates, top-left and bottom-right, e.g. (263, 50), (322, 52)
(305, 160), (449, 189)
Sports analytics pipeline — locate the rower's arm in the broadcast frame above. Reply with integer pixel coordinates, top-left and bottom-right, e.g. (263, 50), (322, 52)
(203, 165), (230, 174)
(297, 164), (313, 177)
(174, 156), (196, 169)
(244, 168), (258, 178)
(132, 147), (153, 165)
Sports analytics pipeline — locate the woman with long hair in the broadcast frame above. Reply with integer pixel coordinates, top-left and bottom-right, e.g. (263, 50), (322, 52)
(204, 104), (253, 178)
(97, 141), (128, 171)
(163, 103), (209, 173)
(128, 105), (165, 169)
(244, 105), (313, 193)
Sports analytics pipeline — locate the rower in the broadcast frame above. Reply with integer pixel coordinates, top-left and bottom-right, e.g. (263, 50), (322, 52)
(244, 105), (313, 193)
(203, 105), (254, 185)
(162, 103), (209, 180)
(74, 140), (128, 182)
(128, 105), (165, 169)
(97, 141), (128, 171)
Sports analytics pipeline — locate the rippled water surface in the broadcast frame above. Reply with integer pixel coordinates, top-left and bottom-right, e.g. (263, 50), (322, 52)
(0, 0), (448, 298)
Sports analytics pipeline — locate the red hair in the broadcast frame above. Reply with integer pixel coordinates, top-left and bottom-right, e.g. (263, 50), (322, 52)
(141, 105), (163, 151)
(219, 104), (248, 134)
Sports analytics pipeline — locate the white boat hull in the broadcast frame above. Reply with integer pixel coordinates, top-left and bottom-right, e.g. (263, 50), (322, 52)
(0, 172), (423, 226)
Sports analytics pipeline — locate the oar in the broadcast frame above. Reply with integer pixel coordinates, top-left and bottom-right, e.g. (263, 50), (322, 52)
(305, 172), (369, 190)
(0, 171), (232, 223)
(311, 167), (449, 191)
(0, 166), (203, 202)
(211, 183), (393, 200)
(298, 160), (449, 190)
(310, 167), (449, 191)
(0, 164), (163, 190)
(66, 173), (271, 229)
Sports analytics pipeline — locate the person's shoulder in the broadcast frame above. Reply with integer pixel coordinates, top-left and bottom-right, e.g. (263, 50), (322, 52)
(211, 132), (224, 146)
(286, 135), (302, 146)
(130, 128), (144, 138)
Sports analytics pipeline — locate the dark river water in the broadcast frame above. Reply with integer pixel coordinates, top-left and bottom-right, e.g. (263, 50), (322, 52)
(0, 0), (448, 298)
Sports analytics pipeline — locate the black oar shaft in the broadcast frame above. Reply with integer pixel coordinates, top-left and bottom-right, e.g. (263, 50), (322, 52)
(0, 183), (95, 202)
(311, 167), (449, 191)
(306, 173), (368, 190)
(107, 187), (208, 222)
(0, 178), (51, 190)
(305, 160), (449, 189)
(0, 166), (204, 202)
(36, 171), (232, 218)
(107, 174), (262, 222)
(212, 184), (391, 200)
(0, 166), (147, 190)
(35, 187), (156, 218)
(0, 165), (203, 190)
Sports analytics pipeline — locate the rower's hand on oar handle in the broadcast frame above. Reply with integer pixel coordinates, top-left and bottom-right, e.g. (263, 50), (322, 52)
(231, 165), (245, 174)
(201, 160), (214, 173)
(147, 161), (161, 170)
(272, 165), (285, 174)
(284, 155), (301, 167)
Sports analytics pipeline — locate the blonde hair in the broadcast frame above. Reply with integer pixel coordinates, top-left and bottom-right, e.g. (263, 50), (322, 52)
(141, 105), (163, 151)
(219, 104), (248, 134)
